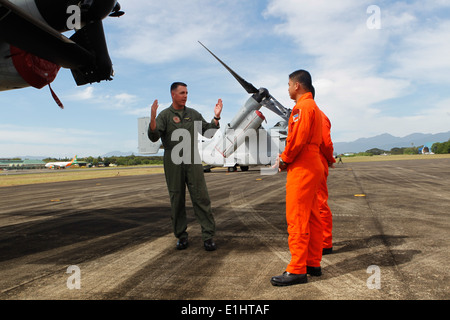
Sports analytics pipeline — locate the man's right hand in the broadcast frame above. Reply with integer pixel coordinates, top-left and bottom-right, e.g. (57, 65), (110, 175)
(151, 100), (159, 118)
(150, 99), (158, 131)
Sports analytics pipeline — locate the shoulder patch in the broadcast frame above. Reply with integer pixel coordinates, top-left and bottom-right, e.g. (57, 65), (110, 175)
(293, 109), (301, 122)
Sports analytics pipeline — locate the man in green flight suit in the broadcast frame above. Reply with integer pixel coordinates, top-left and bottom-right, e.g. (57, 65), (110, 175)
(148, 82), (223, 251)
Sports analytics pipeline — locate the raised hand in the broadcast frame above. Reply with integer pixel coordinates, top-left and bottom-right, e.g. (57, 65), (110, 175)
(150, 99), (159, 131)
(214, 99), (223, 118)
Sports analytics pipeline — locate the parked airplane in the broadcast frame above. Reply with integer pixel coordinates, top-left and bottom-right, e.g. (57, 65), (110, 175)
(138, 43), (291, 172)
(0, 0), (124, 108)
(45, 155), (78, 169)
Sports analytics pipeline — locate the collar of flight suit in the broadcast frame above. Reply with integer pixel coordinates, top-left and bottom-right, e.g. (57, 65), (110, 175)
(169, 104), (186, 114)
(296, 92), (314, 106)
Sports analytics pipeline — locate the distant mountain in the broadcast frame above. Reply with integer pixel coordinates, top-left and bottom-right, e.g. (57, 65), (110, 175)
(12, 155), (47, 160)
(333, 131), (450, 154)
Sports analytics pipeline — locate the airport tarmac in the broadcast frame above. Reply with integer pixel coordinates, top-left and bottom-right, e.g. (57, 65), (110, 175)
(0, 158), (448, 301)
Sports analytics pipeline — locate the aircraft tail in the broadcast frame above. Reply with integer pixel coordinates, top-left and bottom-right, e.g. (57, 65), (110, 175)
(67, 155), (78, 167)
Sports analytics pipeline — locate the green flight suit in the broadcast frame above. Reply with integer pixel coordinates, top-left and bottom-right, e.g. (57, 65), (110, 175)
(148, 105), (220, 242)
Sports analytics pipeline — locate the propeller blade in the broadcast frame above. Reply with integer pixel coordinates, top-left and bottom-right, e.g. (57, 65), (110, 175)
(198, 41), (259, 94)
(262, 99), (284, 117)
(269, 94), (290, 114)
(260, 94), (291, 121)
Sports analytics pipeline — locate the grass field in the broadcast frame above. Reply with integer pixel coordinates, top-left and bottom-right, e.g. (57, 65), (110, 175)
(0, 166), (164, 187)
(1, 154), (449, 187)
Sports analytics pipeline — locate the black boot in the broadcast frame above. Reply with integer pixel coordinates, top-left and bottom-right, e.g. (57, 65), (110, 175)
(204, 239), (216, 251)
(176, 237), (188, 250)
(270, 272), (307, 286)
(307, 266), (322, 276)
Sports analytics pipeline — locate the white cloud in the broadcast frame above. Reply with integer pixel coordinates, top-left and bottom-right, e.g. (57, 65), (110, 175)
(387, 20), (450, 84)
(65, 86), (95, 100)
(105, 92), (140, 111)
(63, 86), (141, 114)
(110, 1), (259, 65)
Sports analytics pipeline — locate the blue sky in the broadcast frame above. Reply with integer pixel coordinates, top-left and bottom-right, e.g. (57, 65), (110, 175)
(1, 0), (449, 158)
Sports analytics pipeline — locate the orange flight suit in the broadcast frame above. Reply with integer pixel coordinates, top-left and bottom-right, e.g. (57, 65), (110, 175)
(318, 110), (335, 250)
(281, 92), (324, 275)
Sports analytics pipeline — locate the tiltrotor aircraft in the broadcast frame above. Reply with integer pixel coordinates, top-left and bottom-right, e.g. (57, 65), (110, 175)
(138, 42), (291, 172)
(0, 0), (124, 108)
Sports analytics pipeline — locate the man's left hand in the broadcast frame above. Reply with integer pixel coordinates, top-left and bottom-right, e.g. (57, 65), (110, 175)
(274, 154), (288, 172)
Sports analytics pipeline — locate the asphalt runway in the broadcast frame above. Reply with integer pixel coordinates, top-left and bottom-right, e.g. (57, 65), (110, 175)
(0, 158), (449, 301)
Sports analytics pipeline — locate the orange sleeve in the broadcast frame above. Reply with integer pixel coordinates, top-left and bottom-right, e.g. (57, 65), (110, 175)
(281, 102), (314, 163)
(320, 111), (336, 164)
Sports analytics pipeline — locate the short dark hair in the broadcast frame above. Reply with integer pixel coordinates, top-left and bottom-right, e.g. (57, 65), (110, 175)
(170, 82), (187, 92)
(289, 70), (313, 93)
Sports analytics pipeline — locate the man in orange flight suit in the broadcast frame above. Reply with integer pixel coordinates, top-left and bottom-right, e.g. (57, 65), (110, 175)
(271, 70), (324, 286)
(318, 108), (335, 255)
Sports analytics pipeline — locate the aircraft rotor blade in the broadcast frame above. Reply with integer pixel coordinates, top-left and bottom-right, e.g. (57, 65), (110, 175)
(261, 99), (284, 117)
(198, 41), (259, 94)
(262, 97), (290, 121)
(269, 95), (291, 116)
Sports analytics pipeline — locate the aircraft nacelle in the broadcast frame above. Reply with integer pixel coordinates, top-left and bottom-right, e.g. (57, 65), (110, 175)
(203, 95), (286, 169)
(0, 0), (123, 96)
(0, 42), (34, 90)
(31, 0), (118, 32)
(217, 108), (266, 158)
(227, 88), (268, 128)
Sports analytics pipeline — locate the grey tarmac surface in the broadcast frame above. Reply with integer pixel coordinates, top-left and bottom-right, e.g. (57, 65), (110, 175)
(0, 158), (449, 300)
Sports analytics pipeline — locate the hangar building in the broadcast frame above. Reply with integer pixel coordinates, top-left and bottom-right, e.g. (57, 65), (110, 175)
(0, 159), (46, 170)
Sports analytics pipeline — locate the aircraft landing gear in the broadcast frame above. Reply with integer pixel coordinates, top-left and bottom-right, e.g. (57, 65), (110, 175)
(227, 165), (249, 172)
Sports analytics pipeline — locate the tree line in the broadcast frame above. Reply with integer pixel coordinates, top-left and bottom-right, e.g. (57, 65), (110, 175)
(431, 140), (450, 154)
(349, 139), (450, 156)
(43, 155), (163, 167)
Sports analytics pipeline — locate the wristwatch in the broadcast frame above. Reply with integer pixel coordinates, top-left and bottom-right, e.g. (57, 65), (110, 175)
(214, 116), (221, 120)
